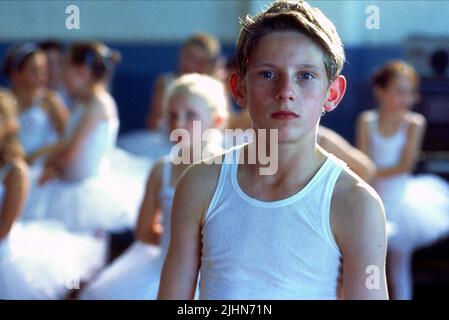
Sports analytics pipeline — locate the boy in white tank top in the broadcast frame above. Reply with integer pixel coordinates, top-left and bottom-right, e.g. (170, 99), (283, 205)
(158, 0), (388, 300)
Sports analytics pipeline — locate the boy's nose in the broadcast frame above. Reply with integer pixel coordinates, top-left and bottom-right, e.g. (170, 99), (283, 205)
(274, 76), (296, 102)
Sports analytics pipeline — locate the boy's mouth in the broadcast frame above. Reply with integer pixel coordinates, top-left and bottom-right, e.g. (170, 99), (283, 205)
(271, 110), (300, 120)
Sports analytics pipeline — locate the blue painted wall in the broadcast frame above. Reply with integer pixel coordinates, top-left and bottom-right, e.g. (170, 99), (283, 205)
(0, 42), (403, 144)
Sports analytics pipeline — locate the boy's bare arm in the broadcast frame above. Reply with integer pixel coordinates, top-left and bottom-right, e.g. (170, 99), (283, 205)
(158, 160), (221, 299)
(331, 171), (389, 300)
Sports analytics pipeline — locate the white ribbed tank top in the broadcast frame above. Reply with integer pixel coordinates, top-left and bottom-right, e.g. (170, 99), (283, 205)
(199, 146), (346, 299)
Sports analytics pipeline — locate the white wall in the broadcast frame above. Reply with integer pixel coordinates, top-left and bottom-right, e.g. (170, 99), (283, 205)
(0, 0), (246, 43)
(250, 0), (449, 46)
(0, 0), (448, 45)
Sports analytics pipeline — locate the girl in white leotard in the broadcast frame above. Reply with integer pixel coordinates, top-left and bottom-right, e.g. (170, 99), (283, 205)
(0, 91), (106, 299)
(356, 60), (449, 300)
(3, 42), (68, 166)
(79, 73), (228, 299)
(23, 42), (150, 233)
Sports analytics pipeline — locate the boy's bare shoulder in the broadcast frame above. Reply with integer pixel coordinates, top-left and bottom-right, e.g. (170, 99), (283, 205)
(331, 166), (385, 228)
(330, 165), (387, 253)
(175, 149), (231, 217)
(181, 149), (230, 186)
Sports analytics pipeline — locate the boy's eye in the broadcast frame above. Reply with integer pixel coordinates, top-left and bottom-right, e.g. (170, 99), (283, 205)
(299, 72), (315, 80)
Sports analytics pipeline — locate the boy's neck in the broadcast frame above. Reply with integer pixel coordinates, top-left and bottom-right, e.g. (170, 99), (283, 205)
(242, 126), (326, 185)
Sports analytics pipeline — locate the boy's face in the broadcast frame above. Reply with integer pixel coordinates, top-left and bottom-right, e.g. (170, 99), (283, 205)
(232, 31), (343, 143)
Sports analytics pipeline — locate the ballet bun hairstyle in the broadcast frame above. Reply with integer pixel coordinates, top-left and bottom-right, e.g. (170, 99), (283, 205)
(371, 60), (420, 90)
(38, 39), (64, 53)
(67, 42), (121, 81)
(2, 42), (43, 79)
(0, 90), (25, 162)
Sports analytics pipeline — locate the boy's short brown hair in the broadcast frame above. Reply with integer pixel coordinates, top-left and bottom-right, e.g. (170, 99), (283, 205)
(236, 0), (345, 82)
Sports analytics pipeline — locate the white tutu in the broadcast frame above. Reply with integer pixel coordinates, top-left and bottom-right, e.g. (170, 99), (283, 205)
(80, 157), (202, 300)
(24, 174), (129, 233)
(117, 129), (172, 160)
(22, 147), (152, 233)
(20, 94), (153, 232)
(79, 241), (163, 300)
(108, 147), (154, 227)
(19, 162), (46, 221)
(0, 220), (107, 299)
(376, 174), (449, 252)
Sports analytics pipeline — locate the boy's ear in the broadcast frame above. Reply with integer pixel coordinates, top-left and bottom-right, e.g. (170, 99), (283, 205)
(323, 75), (346, 112)
(230, 72), (247, 109)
